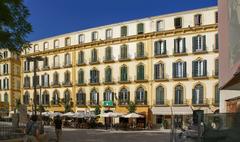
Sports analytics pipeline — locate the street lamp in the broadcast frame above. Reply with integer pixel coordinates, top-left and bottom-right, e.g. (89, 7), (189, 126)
(26, 56), (44, 116)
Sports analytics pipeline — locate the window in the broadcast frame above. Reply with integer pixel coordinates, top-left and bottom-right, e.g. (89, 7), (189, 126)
(121, 26), (128, 37)
(192, 84), (204, 104)
(78, 69), (84, 84)
(215, 11), (218, 23)
(53, 55), (60, 67)
(135, 87), (147, 105)
(64, 53), (71, 66)
(0, 80), (2, 90)
(119, 88), (129, 105)
(76, 89), (86, 105)
(192, 59), (207, 77)
(24, 76), (30, 88)
(173, 61), (186, 78)
(78, 51), (85, 64)
(43, 42), (49, 50)
(105, 67), (112, 83)
(215, 59), (219, 76)
(175, 85), (184, 104)
(215, 34), (218, 50)
(4, 93), (8, 103)
(64, 71), (71, 84)
(136, 42), (145, 57)
(3, 51), (8, 58)
(90, 89), (99, 105)
(214, 84), (220, 105)
(156, 20), (164, 31)
(154, 40), (166, 56)
(91, 49), (98, 63)
(174, 38), (186, 54)
(3, 78), (9, 89)
(42, 91), (50, 105)
(137, 23), (144, 34)
(120, 65), (128, 81)
(54, 40), (59, 48)
(137, 64), (145, 80)
(52, 90), (59, 105)
(106, 29), (113, 39)
(53, 72), (59, 85)
(43, 57), (49, 68)
(90, 68), (99, 83)
(194, 14), (202, 26)
(32, 75), (39, 87)
(3, 64), (8, 74)
(78, 34), (85, 44)
(156, 86), (164, 105)
(24, 61), (30, 72)
(105, 47), (112, 61)
(174, 17), (182, 29)
(34, 44), (39, 52)
(154, 63), (165, 80)
(65, 37), (71, 46)
(120, 44), (128, 59)
(92, 31), (98, 41)
(23, 91), (30, 105)
(41, 73), (49, 87)
(192, 35), (206, 52)
(64, 90), (71, 103)
(104, 89), (114, 101)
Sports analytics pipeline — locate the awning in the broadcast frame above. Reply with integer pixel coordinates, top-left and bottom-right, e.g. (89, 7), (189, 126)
(172, 106), (193, 115)
(192, 107), (213, 114)
(151, 107), (171, 115)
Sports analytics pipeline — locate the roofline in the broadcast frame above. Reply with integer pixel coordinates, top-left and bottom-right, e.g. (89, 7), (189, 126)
(30, 6), (217, 44)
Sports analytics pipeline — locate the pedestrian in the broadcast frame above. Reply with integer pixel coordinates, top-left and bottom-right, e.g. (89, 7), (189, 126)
(54, 115), (62, 142)
(24, 115), (40, 142)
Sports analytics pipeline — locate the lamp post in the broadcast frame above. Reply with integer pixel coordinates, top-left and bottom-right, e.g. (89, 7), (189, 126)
(26, 56), (44, 116)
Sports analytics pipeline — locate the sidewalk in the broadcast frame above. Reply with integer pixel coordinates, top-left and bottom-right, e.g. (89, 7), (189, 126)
(79, 128), (171, 133)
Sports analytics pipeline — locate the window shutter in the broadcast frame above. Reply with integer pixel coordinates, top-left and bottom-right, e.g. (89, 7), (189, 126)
(173, 63), (176, 78)
(215, 34), (218, 49)
(182, 38), (186, 52)
(183, 62), (187, 77)
(154, 41), (158, 55)
(163, 40), (167, 54)
(199, 86), (203, 104)
(127, 91), (130, 103)
(112, 93), (115, 101)
(162, 64), (165, 79)
(192, 89), (196, 104)
(203, 35), (206, 51)
(203, 60), (207, 76)
(103, 92), (106, 101)
(192, 36), (196, 52)
(174, 39), (177, 53)
(192, 61), (196, 77)
(154, 64), (157, 79)
(144, 91), (147, 104)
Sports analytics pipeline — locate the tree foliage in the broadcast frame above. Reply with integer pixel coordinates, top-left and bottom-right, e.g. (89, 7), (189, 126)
(127, 101), (136, 113)
(0, 0), (32, 53)
(94, 106), (101, 115)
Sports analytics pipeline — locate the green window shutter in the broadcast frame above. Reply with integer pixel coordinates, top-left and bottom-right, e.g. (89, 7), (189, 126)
(137, 23), (144, 34)
(182, 38), (186, 52)
(203, 35), (206, 51)
(199, 86), (203, 104)
(215, 34), (218, 49)
(203, 60), (207, 76)
(192, 61), (196, 77)
(183, 62), (187, 77)
(174, 39), (177, 53)
(154, 41), (158, 55)
(192, 89), (196, 104)
(163, 40), (167, 54)
(172, 63), (176, 78)
(192, 36), (196, 52)
(144, 91), (147, 104)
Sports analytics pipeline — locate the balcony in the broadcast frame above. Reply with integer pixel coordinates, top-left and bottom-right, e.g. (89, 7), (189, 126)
(51, 64), (61, 69)
(77, 60), (87, 66)
(88, 100), (99, 106)
(173, 50), (188, 56)
(212, 70), (219, 78)
(118, 54), (131, 62)
(23, 84), (31, 89)
(103, 56), (115, 63)
(76, 80), (87, 86)
(172, 74), (188, 81)
(172, 99), (188, 106)
(134, 52), (148, 60)
(118, 76), (131, 84)
(135, 100), (148, 106)
(212, 45), (219, 52)
(62, 82), (72, 87)
(154, 100), (170, 106)
(89, 58), (100, 65)
(103, 78), (116, 85)
(88, 79), (100, 86)
(154, 74), (169, 82)
(191, 99), (209, 106)
(118, 100), (129, 106)
(134, 75), (148, 83)
(192, 48), (208, 54)
(24, 70), (31, 73)
(42, 66), (50, 71)
(192, 73), (208, 80)
(63, 63), (72, 68)
(154, 52), (168, 58)
(51, 82), (61, 88)
(41, 84), (50, 88)
(76, 100), (86, 107)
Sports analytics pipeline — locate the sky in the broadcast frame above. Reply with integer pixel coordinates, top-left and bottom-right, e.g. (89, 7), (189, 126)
(24, 0), (217, 41)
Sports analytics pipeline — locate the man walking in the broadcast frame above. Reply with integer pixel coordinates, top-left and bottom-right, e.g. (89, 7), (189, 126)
(54, 115), (62, 142)
(24, 115), (40, 142)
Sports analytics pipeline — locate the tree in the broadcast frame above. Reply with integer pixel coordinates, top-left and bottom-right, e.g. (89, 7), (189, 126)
(61, 98), (73, 113)
(0, 0), (32, 52)
(127, 101), (136, 113)
(37, 105), (45, 113)
(94, 106), (101, 115)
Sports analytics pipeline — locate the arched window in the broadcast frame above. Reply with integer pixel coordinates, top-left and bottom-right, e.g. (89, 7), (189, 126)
(135, 87), (147, 105)
(104, 88), (114, 101)
(64, 90), (71, 103)
(53, 55), (60, 67)
(64, 53), (71, 66)
(136, 42), (145, 57)
(65, 37), (71, 46)
(137, 64), (145, 80)
(54, 40), (59, 48)
(121, 26), (128, 37)
(156, 86), (165, 105)
(76, 89), (86, 105)
(105, 67), (112, 83)
(137, 23), (144, 34)
(24, 76), (30, 88)
(192, 59), (207, 77)
(43, 57), (49, 68)
(214, 84), (220, 105)
(43, 42), (49, 50)
(78, 69), (84, 84)
(120, 65), (128, 81)
(154, 63), (165, 80)
(119, 88), (129, 105)
(90, 68), (99, 83)
(173, 61), (187, 78)
(106, 29), (113, 39)
(53, 72), (59, 85)
(91, 31), (98, 41)
(41, 73), (49, 87)
(120, 44), (128, 59)
(192, 84), (204, 104)
(64, 71), (71, 85)
(23, 91), (30, 105)
(91, 48), (98, 62)
(52, 90), (59, 105)
(90, 89), (99, 105)
(34, 44), (39, 52)
(78, 51), (84, 64)
(154, 40), (166, 55)
(4, 93), (8, 103)
(78, 34), (85, 44)
(105, 46), (112, 61)
(175, 85), (184, 104)
(42, 91), (50, 105)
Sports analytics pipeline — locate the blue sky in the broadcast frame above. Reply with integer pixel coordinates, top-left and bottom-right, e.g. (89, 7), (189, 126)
(24, 0), (217, 41)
